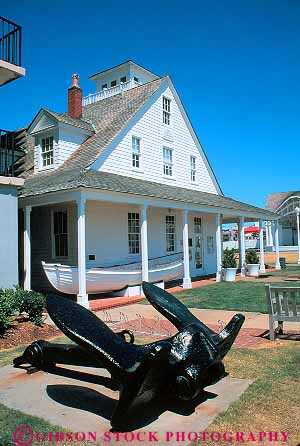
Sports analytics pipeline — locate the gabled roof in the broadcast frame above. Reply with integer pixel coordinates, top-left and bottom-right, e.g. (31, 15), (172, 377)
(19, 167), (276, 219)
(28, 108), (94, 134)
(17, 75), (222, 194)
(265, 191), (300, 212)
(43, 109), (95, 132)
(89, 60), (159, 81)
(18, 77), (166, 178)
(62, 77), (166, 169)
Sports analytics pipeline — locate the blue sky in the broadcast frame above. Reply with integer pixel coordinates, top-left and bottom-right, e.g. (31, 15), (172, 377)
(1, 0), (300, 208)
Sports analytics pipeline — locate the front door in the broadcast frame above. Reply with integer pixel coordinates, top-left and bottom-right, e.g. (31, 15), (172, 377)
(193, 217), (204, 274)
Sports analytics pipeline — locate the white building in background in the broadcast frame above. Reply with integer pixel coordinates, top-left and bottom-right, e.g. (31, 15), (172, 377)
(265, 192), (300, 261)
(16, 61), (279, 307)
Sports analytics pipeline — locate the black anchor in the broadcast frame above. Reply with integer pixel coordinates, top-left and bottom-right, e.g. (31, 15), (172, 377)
(14, 282), (245, 430)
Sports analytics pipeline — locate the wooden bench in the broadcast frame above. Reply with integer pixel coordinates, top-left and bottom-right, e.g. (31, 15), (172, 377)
(265, 284), (300, 340)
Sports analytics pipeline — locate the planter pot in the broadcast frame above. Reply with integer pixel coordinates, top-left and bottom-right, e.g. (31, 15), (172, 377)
(222, 267), (238, 282)
(247, 263), (260, 277)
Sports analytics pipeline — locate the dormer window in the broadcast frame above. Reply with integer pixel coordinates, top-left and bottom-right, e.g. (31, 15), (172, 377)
(163, 97), (171, 125)
(111, 80), (117, 87)
(41, 136), (54, 167)
(120, 76), (127, 83)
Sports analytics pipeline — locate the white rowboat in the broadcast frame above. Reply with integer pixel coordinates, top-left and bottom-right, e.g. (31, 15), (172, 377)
(42, 255), (183, 294)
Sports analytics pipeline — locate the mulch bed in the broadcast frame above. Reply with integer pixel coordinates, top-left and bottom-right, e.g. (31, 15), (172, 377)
(0, 318), (61, 350)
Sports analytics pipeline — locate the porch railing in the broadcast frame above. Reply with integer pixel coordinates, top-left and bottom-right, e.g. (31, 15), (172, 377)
(0, 129), (22, 177)
(82, 79), (139, 106)
(0, 16), (22, 66)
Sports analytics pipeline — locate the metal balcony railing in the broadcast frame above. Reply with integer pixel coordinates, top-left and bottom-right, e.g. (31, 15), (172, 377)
(0, 129), (23, 177)
(0, 16), (22, 66)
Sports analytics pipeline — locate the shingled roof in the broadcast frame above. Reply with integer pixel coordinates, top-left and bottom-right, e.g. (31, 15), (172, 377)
(20, 167), (276, 219)
(265, 192), (300, 212)
(62, 77), (166, 169)
(18, 77), (166, 178)
(43, 109), (94, 132)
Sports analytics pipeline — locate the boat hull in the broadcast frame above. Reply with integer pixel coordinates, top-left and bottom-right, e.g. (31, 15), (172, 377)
(42, 260), (183, 294)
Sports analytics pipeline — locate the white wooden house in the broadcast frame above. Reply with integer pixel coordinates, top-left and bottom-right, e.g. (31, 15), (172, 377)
(17, 61), (279, 307)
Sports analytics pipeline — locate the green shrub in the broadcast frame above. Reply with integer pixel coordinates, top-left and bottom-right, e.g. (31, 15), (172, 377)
(245, 249), (259, 264)
(14, 287), (46, 326)
(0, 287), (46, 333)
(0, 289), (15, 334)
(222, 248), (237, 268)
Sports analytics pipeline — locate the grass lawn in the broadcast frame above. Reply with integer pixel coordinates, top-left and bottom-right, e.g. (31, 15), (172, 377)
(173, 280), (300, 313)
(156, 267), (300, 314)
(206, 342), (300, 445)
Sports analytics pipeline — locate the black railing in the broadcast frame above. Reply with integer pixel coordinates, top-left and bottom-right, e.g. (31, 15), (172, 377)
(0, 129), (17, 176)
(0, 16), (22, 66)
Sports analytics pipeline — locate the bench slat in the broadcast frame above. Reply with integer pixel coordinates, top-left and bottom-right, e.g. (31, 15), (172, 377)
(274, 291), (282, 316)
(283, 291), (289, 316)
(291, 292), (298, 317)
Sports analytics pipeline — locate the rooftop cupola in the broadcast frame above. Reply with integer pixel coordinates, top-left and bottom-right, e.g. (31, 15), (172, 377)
(82, 60), (159, 106)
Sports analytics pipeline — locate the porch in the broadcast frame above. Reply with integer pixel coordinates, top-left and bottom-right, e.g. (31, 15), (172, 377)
(19, 181), (280, 308)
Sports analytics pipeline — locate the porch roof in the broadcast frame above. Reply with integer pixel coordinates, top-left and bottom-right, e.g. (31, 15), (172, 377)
(19, 168), (277, 219)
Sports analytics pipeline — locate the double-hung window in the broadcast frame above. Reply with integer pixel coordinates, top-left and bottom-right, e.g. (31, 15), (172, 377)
(132, 137), (141, 169)
(128, 212), (140, 254)
(166, 215), (176, 253)
(41, 136), (54, 167)
(163, 97), (171, 125)
(190, 156), (196, 182)
(53, 210), (68, 257)
(163, 147), (173, 176)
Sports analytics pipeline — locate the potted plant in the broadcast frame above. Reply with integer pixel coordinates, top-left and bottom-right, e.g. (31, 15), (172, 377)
(245, 249), (260, 277)
(222, 248), (238, 282)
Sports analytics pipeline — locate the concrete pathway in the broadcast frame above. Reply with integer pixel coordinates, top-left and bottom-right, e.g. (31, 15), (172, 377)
(0, 364), (252, 444)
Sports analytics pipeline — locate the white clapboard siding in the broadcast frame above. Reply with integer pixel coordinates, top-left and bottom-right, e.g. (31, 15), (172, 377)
(34, 125), (90, 172)
(98, 85), (218, 194)
(57, 128), (90, 166)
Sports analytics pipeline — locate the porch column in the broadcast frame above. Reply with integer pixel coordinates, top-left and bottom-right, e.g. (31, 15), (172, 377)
(274, 220), (281, 269)
(24, 206), (32, 291)
(77, 195), (88, 308)
(141, 204), (149, 282)
(238, 216), (246, 276)
(182, 209), (191, 288)
(259, 218), (265, 272)
(216, 213), (222, 282)
(265, 221), (270, 246)
(295, 207), (300, 264)
(269, 222), (274, 247)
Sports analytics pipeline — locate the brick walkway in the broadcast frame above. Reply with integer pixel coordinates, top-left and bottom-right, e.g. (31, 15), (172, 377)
(111, 317), (282, 349)
(89, 294), (143, 311)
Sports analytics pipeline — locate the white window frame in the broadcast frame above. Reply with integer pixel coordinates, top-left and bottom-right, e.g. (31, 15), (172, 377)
(207, 235), (215, 254)
(128, 212), (140, 255)
(166, 215), (176, 253)
(51, 209), (69, 259)
(163, 96), (171, 125)
(163, 146), (173, 177)
(39, 135), (54, 170)
(132, 136), (141, 170)
(190, 155), (196, 182)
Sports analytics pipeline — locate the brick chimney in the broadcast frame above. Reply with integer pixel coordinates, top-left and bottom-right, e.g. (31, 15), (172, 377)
(68, 74), (82, 119)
